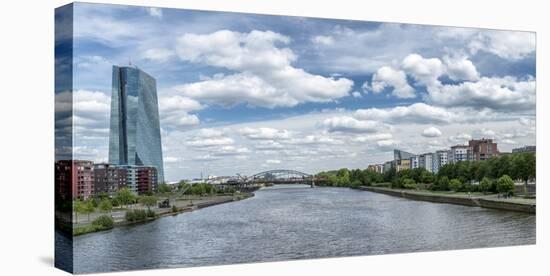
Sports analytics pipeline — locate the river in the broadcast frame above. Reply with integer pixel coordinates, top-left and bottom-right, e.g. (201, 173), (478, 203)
(72, 185), (536, 273)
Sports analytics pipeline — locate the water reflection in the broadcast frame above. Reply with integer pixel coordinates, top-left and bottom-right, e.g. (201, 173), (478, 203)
(74, 185), (535, 273)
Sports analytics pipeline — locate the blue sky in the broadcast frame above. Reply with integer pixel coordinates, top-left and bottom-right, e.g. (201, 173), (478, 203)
(67, 3), (536, 182)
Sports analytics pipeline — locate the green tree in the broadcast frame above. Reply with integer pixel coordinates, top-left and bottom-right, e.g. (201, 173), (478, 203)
(437, 176), (450, 191)
(82, 200), (95, 222)
(336, 168), (351, 187)
(98, 199), (112, 216)
(420, 170), (434, 184)
(351, 179), (362, 188)
(139, 195), (158, 211)
(512, 153), (536, 195)
(479, 177), (492, 194)
(449, 178), (463, 192)
(115, 187), (136, 208)
(402, 178), (417, 189)
(157, 183), (172, 194)
(497, 175), (515, 196)
(73, 200), (85, 222)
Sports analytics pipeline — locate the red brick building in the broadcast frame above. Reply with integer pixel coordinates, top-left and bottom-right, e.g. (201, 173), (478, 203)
(469, 138), (499, 161)
(136, 166), (158, 194)
(55, 160), (94, 199)
(93, 163), (128, 196)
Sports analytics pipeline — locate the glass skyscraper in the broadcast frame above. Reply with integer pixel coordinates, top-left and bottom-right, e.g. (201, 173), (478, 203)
(108, 65), (164, 183)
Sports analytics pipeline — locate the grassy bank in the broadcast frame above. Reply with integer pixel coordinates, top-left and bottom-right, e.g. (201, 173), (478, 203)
(73, 193), (254, 236)
(359, 186), (535, 214)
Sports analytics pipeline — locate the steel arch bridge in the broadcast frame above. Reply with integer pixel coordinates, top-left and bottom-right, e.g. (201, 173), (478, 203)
(248, 169), (314, 186)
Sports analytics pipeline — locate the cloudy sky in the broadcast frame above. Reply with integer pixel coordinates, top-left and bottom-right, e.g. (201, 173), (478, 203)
(69, 3), (536, 182)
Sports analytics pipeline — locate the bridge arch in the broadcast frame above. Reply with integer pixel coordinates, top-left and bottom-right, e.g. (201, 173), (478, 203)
(251, 169), (311, 180)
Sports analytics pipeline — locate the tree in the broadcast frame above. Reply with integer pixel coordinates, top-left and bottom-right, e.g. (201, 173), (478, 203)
(98, 199), (113, 216)
(115, 187), (136, 208)
(402, 178), (417, 189)
(157, 183), (172, 194)
(437, 176), (450, 191)
(336, 168), (351, 187)
(73, 200), (85, 223)
(449, 178), (463, 192)
(351, 180), (362, 188)
(420, 170), (434, 184)
(82, 200), (95, 222)
(139, 195), (158, 211)
(497, 175), (515, 196)
(475, 161), (490, 182)
(479, 177), (492, 194)
(512, 153), (536, 195)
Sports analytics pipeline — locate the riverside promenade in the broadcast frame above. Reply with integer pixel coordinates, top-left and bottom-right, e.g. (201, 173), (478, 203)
(72, 193), (253, 235)
(359, 186), (536, 214)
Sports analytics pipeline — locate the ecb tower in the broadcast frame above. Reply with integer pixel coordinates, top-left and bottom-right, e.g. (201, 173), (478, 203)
(108, 65), (164, 183)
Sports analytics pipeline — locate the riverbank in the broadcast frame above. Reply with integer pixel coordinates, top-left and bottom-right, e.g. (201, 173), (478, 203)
(358, 186), (535, 214)
(73, 192), (254, 236)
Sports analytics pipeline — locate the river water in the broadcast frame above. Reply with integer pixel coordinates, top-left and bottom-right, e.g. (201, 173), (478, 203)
(73, 185), (535, 273)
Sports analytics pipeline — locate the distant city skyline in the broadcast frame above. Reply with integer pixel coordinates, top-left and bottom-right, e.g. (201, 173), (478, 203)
(69, 3), (536, 181)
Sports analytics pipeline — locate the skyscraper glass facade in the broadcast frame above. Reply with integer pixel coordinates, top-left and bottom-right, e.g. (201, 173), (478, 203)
(109, 65), (164, 183)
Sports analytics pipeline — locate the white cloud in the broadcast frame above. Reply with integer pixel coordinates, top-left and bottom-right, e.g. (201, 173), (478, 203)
(368, 66), (415, 98)
(519, 117), (534, 126)
(174, 30), (353, 108)
(422, 127), (442, 137)
(239, 127), (292, 140)
(266, 159), (281, 164)
(322, 116), (382, 133)
(401, 53), (445, 87)
(164, 156), (180, 163)
(351, 91), (362, 98)
(443, 55), (480, 81)
(448, 133), (472, 144)
(377, 139), (397, 151)
(142, 48), (174, 62)
(500, 139), (518, 145)
(427, 76), (536, 111)
(351, 133), (393, 142)
(196, 128), (224, 138)
(215, 146), (251, 156)
(187, 137), (234, 147)
(147, 7), (163, 18)
(159, 96), (203, 128)
(354, 103), (457, 124)
(312, 35), (334, 45)
(468, 31), (535, 60)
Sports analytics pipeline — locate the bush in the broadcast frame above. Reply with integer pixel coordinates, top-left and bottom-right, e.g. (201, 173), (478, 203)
(125, 209), (148, 222)
(91, 215), (114, 229)
(402, 178), (417, 189)
(497, 175), (515, 196)
(146, 209), (156, 218)
(391, 177), (402, 189)
(351, 180), (362, 188)
(479, 177), (492, 194)
(449, 178), (463, 192)
(434, 176), (449, 191)
(171, 205), (179, 213)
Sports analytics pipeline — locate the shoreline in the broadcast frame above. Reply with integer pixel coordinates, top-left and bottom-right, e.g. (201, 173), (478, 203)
(73, 193), (255, 236)
(358, 186), (535, 214)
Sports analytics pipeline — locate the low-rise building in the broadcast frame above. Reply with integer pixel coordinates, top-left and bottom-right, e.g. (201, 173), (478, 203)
(367, 164), (384, 174)
(433, 150), (449, 173)
(410, 156), (419, 169)
(396, 158), (411, 172)
(94, 163), (127, 196)
(512, 145), (536, 153)
(418, 153), (435, 173)
(449, 145), (472, 163)
(57, 160), (94, 199)
(469, 138), (499, 161)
